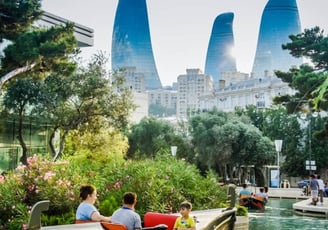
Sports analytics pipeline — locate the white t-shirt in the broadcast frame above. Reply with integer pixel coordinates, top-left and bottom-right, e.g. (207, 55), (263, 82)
(317, 179), (325, 191)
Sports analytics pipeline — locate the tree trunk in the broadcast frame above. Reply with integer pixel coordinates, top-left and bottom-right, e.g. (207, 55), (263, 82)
(17, 114), (28, 165)
(0, 64), (36, 89)
(48, 128), (57, 158)
(53, 130), (69, 161)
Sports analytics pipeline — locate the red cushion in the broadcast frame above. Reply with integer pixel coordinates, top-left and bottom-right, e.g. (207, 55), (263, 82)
(143, 212), (179, 230)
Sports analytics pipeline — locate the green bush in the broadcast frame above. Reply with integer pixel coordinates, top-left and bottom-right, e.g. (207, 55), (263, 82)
(236, 205), (248, 216)
(0, 155), (228, 229)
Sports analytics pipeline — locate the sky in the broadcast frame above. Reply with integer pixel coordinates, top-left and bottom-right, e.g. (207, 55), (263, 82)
(42, 0), (328, 86)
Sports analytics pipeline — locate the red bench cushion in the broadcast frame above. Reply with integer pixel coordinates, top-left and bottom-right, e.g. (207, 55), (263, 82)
(143, 212), (179, 230)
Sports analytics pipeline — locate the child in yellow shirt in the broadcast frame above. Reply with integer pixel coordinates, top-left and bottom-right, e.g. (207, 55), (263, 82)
(173, 201), (196, 230)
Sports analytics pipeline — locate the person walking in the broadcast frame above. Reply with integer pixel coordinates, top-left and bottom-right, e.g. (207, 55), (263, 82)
(309, 174), (319, 205)
(317, 174), (325, 205)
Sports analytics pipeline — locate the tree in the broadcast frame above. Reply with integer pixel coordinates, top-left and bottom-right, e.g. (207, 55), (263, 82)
(127, 117), (187, 159)
(0, 0), (42, 42)
(36, 53), (134, 161)
(275, 27), (328, 111)
(0, 24), (78, 88)
(189, 108), (275, 182)
(2, 78), (42, 165)
(274, 27), (328, 175)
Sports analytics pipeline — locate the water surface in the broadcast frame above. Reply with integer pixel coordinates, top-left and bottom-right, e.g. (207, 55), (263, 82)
(248, 199), (328, 230)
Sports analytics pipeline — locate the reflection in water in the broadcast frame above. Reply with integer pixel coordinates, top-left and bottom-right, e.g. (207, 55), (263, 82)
(249, 199), (328, 230)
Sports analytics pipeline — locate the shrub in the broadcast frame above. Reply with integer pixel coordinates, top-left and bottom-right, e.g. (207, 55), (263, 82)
(0, 154), (229, 229)
(236, 205), (248, 216)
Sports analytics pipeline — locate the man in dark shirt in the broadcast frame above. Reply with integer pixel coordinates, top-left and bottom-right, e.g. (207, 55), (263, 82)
(309, 174), (319, 205)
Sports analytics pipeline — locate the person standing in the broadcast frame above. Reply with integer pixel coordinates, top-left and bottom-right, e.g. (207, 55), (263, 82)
(309, 174), (319, 205)
(173, 201), (196, 230)
(76, 184), (111, 222)
(111, 192), (142, 230)
(317, 174), (325, 205)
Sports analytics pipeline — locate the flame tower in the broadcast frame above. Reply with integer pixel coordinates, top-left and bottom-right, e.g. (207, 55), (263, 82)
(251, 0), (302, 78)
(205, 12), (237, 87)
(111, 0), (162, 90)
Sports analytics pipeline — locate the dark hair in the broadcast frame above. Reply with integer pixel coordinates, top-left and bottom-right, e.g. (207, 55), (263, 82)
(123, 192), (137, 205)
(79, 185), (96, 201)
(242, 183), (248, 189)
(180, 201), (192, 210)
(259, 187), (264, 192)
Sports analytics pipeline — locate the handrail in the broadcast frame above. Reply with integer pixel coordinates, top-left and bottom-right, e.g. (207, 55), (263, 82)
(201, 209), (236, 230)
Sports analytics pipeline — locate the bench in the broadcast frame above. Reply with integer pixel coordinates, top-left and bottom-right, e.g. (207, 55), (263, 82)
(143, 212), (179, 230)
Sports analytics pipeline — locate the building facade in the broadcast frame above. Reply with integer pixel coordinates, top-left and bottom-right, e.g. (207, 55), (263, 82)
(199, 76), (295, 112)
(111, 0), (162, 90)
(148, 88), (177, 112)
(251, 0), (302, 78)
(177, 69), (214, 119)
(205, 12), (236, 88)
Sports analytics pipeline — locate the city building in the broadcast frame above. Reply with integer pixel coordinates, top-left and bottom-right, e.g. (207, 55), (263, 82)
(199, 75), (295, 112)
(205, 12), (237, 88)
(131, 91), (148, 123)
(36, 11), (94, 47)
(111, 0), (162, 90)
(177, 69), (214, 119)
(117, 66), (146, 93)
(148, 88), (177, 115)
(251, 0), (302, 78)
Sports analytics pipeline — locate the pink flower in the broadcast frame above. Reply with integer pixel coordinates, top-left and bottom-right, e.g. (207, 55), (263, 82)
(44, 171), (55, 180)
(0, 175), (5, 183)
(15, 165), (26, 171)
(114, 181), (122, 189)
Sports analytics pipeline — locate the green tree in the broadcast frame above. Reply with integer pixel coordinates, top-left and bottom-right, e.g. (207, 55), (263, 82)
(127, 117), (187, 159)
(2, 78), (42, 165)
(36, 54), (134, 160)
(274, 27), (328, 174)
(189, 109), (275, 182)
(0, 0), (42, 42)
(0, 24), (78, 88)
(275, 26), (328, 112)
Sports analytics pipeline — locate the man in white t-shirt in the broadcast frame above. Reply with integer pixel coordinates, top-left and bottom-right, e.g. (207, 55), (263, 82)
(317, 174), (325, 205)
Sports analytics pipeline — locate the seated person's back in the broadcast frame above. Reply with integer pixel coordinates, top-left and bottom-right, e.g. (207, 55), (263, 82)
(111, 192), (142, 230)
(239, 183), (251, 198)
(76, 184), (111, 222)
(254, 187), (268, 203)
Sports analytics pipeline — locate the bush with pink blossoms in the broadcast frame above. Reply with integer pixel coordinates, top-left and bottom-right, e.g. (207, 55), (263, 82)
(0, 155), (84, 229)
(0, 154), (229, 229)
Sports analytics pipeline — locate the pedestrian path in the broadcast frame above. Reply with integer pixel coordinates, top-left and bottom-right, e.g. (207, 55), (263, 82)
(293, 198), (328, 217)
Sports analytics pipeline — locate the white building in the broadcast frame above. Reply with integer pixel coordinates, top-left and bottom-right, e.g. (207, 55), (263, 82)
(130, 91), (148, 123)
(117, 66), (146, 93)
(148, 88), (177, 111)
(199, 76), (295, 112)
(177, 69), (214, 118)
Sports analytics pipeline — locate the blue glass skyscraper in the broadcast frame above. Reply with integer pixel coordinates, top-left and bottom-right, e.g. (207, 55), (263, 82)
(205, 12), (236, 86)
(251, 0), (302, 78)
(111, 0), (162, 90)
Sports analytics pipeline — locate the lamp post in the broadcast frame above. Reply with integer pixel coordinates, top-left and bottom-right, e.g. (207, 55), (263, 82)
(171, 146), (177, 157)
(274, 140), (283, 188)
(300, 112), (318, 175)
